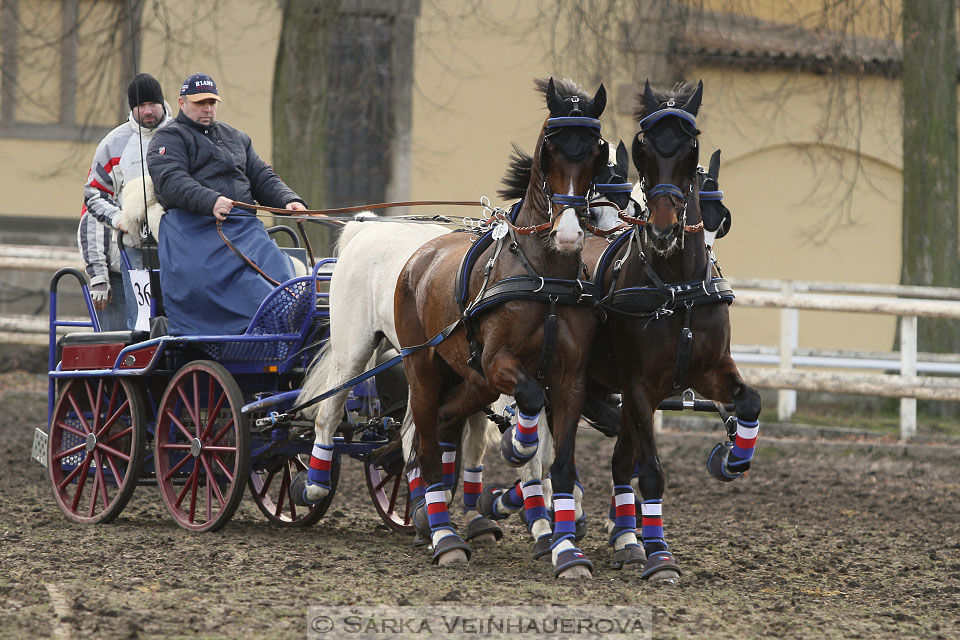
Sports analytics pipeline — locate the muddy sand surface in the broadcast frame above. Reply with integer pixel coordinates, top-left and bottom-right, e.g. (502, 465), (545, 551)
(1, 373), (959, 639)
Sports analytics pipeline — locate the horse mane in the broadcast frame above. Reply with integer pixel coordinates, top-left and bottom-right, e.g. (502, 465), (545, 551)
(533, 77), (591, 101)
(498, 143), (533, 201)
(633, 81), (700, 122)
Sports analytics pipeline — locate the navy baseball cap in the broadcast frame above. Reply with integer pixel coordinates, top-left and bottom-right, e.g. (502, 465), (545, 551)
(180, 73), (221, 102)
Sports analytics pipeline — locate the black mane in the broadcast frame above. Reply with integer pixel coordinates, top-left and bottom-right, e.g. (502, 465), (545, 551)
(533, 77), (591, 102)
(498, 143), (533, 201)
(633, 81), (700, 122)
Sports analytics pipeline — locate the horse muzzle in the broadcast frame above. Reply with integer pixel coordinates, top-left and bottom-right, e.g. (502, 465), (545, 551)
(550, 206), (584, 251)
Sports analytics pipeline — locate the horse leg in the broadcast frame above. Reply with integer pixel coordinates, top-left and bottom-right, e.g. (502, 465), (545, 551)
(297, 335), (380, 504)
(622, 384), (681, 582)
(497, 371), (544, 467)
(459, 412), (503, 545)
(607, 416), (646, 571)
(546, 378), (594, 579)
(695, 356), (762, 481)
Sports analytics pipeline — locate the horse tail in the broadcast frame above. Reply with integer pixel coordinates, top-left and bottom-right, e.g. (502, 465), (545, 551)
(296, 339), (334, 419)
(335, 216), (376, 256)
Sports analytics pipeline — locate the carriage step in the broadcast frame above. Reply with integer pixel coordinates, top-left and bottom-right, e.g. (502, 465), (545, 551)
(31, 428), (48, 467)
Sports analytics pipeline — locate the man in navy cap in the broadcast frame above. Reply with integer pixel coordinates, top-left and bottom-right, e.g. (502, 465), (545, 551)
(147, 73), (307, 335)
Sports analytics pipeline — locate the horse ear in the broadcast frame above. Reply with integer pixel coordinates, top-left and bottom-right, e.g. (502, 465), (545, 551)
(683, 79), (704, 116)
(616, 140), (629, 171)
(631, 132), (645, 175)
(643, 80), (657, 114)
(709, 149), (721, 179)
(546, 77), (564, 114)
(595, 139), (610, 176)
(588, 83), (607, 118)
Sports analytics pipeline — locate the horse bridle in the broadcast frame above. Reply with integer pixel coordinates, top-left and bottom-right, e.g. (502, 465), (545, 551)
(538, 96), (607, 226)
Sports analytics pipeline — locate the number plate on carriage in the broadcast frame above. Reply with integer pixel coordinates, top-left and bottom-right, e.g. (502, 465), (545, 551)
(31, 428), (48, 468)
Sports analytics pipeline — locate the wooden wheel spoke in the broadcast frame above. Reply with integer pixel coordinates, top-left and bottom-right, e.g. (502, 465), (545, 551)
(373, 470), (391, 493)
(208, 419), (236, 447)
(86, 380), (101, 433)
(86, 462), (100, 517)
(69, 454), (94, 511)
(200, 455), (226, 509)
(55, 421), (87, 439)
(276, 467), (290, 518)
(165, 409), (195, 442)
(52, 442), (87, 463)
(175, 465), (198, 509)
(102, 426), (134, 446)
(258, 468), (278, 500)
(102, 447), (126, 487)
(163, 450), (194, 482)
(96, 442), (131, 464)
(58, 455), (87, 492)
(200, 391), (226, 441)
(94, 452), (110, 513)
(102, 380), (120, 431)
(206, 478), (212, 522)
(67, 393), (93, 435)
(387, 474), (401, 515)
(188, 467), (200, 523)
(176, 381), (201, 436)
(209, 452), (235, 482)
(96, 399), (131, 438)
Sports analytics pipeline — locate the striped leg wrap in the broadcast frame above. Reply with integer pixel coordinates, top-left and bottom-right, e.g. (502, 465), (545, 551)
(521, 480), (549, 527)
(609, 485), (638, 545)
(463, 466), (482, 512)
(307, 443), (334, 490)
(440, 442), (457, 491)
(551, 493), (577, 545)
(641, 499), (668, 553)
(495, 480), (524, 517)
(728, 419), (759, 469)
(515, 410), (540, 447)
(407, 467), (425, 505)
(425, 483), (454, 533)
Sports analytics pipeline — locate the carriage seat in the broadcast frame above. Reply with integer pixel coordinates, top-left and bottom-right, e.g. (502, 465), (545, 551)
(60, 330), (150, 347)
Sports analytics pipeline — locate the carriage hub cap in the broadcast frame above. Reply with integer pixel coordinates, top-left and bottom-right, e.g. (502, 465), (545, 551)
(190, 438), (203, 457)
(85, 432), (97, 452)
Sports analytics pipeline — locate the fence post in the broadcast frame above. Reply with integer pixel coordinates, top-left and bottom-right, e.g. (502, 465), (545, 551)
(778, 280), (798, 421)
(900, 315), (917, 441)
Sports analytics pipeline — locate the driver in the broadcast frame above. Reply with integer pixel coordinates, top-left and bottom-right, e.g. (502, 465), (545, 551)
(147, 73), (306, 335)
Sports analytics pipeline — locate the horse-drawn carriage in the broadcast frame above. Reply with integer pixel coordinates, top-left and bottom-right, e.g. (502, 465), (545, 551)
(32, 75), (757, 581)
(32, 231), (419, 534)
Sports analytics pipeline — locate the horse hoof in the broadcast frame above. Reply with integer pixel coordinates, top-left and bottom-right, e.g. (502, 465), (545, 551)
(706, 442), (741, 482)
(471, 532), (498, 545)
(499, 427), (536, 467)
(291, 471), (327, 505)
(557, 564), (592, 579)
(648, 569), (680, 583)
(436, 549), (468, 566)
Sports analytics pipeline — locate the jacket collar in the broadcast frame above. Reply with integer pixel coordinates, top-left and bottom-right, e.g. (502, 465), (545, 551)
(176, 110), (217, 134)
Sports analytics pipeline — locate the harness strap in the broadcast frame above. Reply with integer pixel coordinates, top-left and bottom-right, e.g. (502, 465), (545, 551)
(536, 296), (559, 379)
(280, 318), (462, 417)
(671, 302), (695, 391)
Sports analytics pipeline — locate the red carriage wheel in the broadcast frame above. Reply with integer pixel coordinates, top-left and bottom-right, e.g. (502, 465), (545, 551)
(248, 453), (339, 526)
(365, 461), (414, 533)
(154, 361), (250, 532)
(47, 377), (146, 524)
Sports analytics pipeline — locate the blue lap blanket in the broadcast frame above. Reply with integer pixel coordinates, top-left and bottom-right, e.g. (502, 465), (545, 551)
(158, 208), (295, 336)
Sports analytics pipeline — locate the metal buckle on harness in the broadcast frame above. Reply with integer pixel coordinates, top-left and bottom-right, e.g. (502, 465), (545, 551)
(681, 388), (696, 410)
(533, 277), (546, 293)
(575, 279), (593, 303)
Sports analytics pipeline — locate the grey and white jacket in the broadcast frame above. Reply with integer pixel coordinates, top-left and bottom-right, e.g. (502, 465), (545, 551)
(78, 104), (173, 286)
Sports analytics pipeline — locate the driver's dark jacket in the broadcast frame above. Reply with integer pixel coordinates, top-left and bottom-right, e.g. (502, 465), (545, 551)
(147, 111), (304, 215)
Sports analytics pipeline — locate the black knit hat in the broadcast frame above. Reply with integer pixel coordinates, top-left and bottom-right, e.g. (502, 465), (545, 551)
(128, 73), (164, 110)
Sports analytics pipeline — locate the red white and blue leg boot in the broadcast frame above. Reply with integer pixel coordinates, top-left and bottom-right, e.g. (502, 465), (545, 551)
(462, 466), (502, 543)
(608, 485), (646, 569)
(500, 409), (539, 467)
(707, 418), (758, 482)
(291, 442), (334, 505)
(550, 493), (593, 578)
(640, 499), (681, 581)
(414, 483), (471, 565)
(477, 479), (524, 521)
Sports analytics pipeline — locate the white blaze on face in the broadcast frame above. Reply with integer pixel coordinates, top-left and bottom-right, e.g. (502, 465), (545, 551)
(552, 179), (584, 251)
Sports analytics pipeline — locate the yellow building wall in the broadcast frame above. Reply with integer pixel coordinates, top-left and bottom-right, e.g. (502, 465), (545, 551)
(0, 0), (929, 356)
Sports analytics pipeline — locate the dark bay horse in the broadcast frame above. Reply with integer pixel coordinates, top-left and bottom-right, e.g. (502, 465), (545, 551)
(395, 78), (607, 576)
(583, 80), (761, 580)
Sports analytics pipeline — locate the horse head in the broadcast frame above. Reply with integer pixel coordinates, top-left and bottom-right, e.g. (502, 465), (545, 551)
(632, 79), (703, 256)
(529, 77), (608, 253)
(698, 149), (732, 248)
(590, 140), (634, 230)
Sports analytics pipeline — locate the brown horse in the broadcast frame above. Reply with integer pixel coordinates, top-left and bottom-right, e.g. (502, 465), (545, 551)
(395, 78), (607, 576)
(584, 80), (762, 581)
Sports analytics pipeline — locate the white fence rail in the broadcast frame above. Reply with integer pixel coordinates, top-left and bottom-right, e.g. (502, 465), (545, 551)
(3, 247), (959, 441)
(727, 278), (960, 441)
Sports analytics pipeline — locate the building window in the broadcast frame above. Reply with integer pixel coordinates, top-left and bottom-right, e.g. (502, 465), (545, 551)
(0, 0), (133, 142)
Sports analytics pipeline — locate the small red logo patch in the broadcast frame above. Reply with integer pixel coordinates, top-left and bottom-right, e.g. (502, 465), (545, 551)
(158, 147), (165, 155)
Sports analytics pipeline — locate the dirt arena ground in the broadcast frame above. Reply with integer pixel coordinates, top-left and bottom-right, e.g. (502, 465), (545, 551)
(1, 371), (959, 640)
